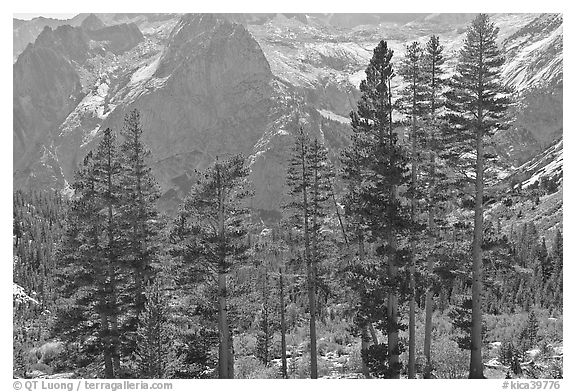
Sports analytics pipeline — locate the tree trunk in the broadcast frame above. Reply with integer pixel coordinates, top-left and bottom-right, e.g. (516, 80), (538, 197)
(425, 51), (439, 379)
(423, 223), (435, 378)
(386, 78), (400, 379)
(216, 164), (234, 379)
(408, 263), (416, 379)
(387, 260), (399, 378)
(110, 312), (120, 375)
(361, 327), (371, 378)
(106, 148), (120, 377)
(218, 272), (232, 378)
(300, 132), (318, 379)
(469, 124), (485, 379)
(279, 266), (288, 379)
(100, 313), (114, 378)
(228, 328), (234, 378)
(408, 109), (417, 379)
(262, 265), (269, 366)
(424, 149), (436, 378)
(307, 257), (318, 379)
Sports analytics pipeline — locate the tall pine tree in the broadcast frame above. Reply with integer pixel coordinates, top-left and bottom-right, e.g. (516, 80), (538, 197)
(118, 109), (162, 356)
(341, 40), (411, 378)
(397, 40), (427, 379)
(170, 155), (251, 379)
(54, 128), (128, 378)
(421, 34), (447, 379)
(285, 125), (334, 378)
(443, 14), (510, 378)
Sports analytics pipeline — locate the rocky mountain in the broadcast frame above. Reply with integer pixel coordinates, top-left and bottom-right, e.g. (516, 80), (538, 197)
(12, 13), (563, 222)
(488, 137), (563, 245)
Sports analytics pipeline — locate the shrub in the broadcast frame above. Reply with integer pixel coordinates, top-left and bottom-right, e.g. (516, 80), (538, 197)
(234, 333), (257, 357)
(431, 335), (469, 379)
(294, 354), (331, 378)
(235, 356), (279, 379)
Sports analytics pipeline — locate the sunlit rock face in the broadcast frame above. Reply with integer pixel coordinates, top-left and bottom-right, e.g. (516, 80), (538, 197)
(13, 13), (563, 219)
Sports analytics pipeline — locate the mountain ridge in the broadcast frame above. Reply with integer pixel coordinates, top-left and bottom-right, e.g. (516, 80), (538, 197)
(12, 13), (563, 228)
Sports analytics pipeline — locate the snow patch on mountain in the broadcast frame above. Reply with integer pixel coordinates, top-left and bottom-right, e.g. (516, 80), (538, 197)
(520, 139), (563, 188)
(501, 22), (562, 92)
(128, 53), (161, 86)
(59, 77), (112, 137)
(318, 109), (351, 124)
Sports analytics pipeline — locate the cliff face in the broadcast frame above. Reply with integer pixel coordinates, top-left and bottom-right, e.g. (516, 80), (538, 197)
(86, 23), (144, 54)
(13, 35), (83, 173)
(112, 14), (276, 204)
(13, 14), (286, 211)
(13, 20), (145, 190)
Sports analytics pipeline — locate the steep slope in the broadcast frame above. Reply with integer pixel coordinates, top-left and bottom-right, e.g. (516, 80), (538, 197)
(111, 13), (276, 203)
(488, 138), (563, 243)
(13, 15), (86, 61)
(494, 14), (563, 165)
(13, 13), (562, 219)
(80, 14), (106, 31)
(13, 28), (84, 184)
(13, 21), (145, 190)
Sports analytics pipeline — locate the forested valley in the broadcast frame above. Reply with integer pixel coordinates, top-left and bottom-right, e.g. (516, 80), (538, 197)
(13, 14), (563, 380)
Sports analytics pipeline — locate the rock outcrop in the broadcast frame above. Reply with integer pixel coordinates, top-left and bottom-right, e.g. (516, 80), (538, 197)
(80, 14), (106, 31)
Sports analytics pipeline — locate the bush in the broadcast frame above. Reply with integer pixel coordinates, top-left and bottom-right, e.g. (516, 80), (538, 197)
(235, 356), (279, 379)
(294, 354), (331, 378)
(234, 333), (257, 357)
(347, 345), (364, 374)
(431, 335), (469, 379)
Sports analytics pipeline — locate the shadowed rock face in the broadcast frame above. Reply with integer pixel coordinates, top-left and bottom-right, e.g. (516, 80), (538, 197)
(80, 14), (106, 31)
(13, 20), (145, 189)
(16, 13), (281, 210)
(86, 23), (144, 55)
(13, 44), (83, 171)
(114, 14), (275, 197)
(13, 16), (83, 61)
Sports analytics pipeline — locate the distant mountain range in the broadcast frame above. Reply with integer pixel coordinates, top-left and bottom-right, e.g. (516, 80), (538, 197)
(13, 13), (563, 223)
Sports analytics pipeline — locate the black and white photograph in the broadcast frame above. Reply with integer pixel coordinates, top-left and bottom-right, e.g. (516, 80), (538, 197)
(11, 3), (566, 384)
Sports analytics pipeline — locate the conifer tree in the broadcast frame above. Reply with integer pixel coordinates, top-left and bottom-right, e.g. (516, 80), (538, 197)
(54, 128), (127, 378)
(397, 40), (427, 379)
(255, 253), (274, 366)
(421, 34), (447, 378)
(118, 109), (162, 354)
(92, 128), (128, 376)
(443, 14), (510, 378)
(135, 279), (177, 378)
(525, 310), (539, 348)
(341, 40), (411, 378)
(170, 155), (251, 379)
(285, 126), (334, 378)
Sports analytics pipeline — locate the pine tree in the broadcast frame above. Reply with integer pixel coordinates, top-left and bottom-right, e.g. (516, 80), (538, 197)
(443, 14), (511, 378)
(525, 310), (539, 348)
(284, 125), (334, 378)
(340, 97), (374, 379)
(421, 34), (447, 378)
(118, 109), (162, 356)
(341, 40), (411, 378)
(54, 128), (128, 378)
(93, 127), (128, 376)
(135, 279), (177, 378)
(170, 154), (251, 379)
(255, 253), (274, 366)
(278, 261), (288, 378)
(547, 230), (563, 310)
(397, 40), (427, 379)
